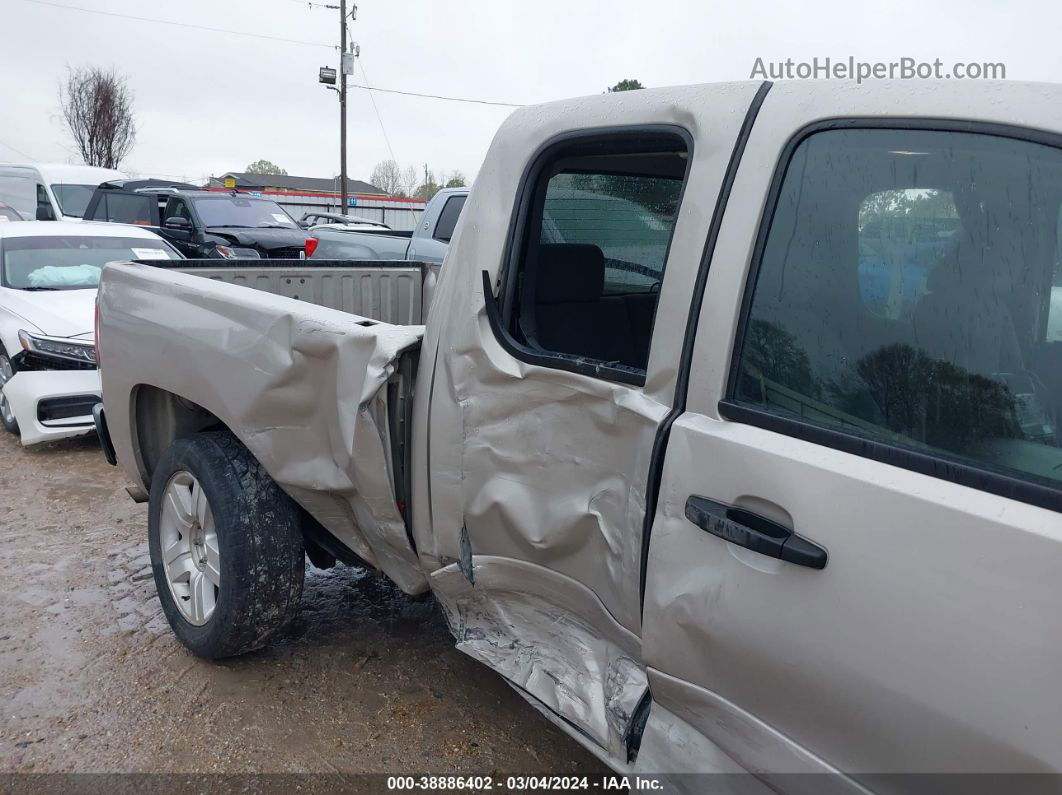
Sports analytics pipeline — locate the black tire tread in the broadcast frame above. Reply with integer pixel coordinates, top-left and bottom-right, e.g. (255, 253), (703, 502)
(149, 431), (304, 659)
(0, 346), (19, 435)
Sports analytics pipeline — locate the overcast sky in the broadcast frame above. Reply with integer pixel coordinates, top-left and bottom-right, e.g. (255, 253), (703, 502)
(1, 0), (1061, 188)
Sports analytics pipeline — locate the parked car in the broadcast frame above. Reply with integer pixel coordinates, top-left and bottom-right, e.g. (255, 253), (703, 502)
(96, 81), (1062, 785)
(297, 210), (391, 231)
(0, 163), (126, 221)
(0, 221), (180, 445)
(83, 182), (310, 259)
(0, 201), (24, 223)
(309, 187), (467, 263)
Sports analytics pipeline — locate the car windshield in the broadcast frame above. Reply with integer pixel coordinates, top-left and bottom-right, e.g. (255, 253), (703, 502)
(50, 184), (97, 218)
(2, 235), (179, 290)
(191, 196), (297, 228)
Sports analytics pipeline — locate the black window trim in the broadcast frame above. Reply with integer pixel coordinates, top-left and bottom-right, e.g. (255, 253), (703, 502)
(484, 124), (695, 388)
(432, 195), (466, 244)
(721, 116), (1062, 515)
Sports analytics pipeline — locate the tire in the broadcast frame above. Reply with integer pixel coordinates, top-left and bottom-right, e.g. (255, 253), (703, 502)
(148, 431), (304, 659)
(0, 347), (19, 435)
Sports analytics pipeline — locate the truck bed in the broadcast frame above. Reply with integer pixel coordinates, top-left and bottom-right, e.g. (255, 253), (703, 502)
(99, 258), (429, 592)
(141, 258), (435, 325)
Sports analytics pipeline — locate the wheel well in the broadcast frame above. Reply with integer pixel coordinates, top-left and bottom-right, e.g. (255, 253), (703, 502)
(132, 385), (226, 484)
(131, 385), (362, 572)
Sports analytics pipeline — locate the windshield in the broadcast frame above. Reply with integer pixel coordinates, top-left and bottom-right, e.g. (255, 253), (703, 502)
(2, 235), (179, 290)
(191, 196), (297, 228)
(50, 184), (97, 218)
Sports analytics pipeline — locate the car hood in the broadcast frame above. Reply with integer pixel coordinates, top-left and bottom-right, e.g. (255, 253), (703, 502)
(207, 226), (306, 250)
(1, 288), (96, 338)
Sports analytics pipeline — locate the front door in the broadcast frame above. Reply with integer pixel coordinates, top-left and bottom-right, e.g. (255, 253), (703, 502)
(642, 84), (1062, 790)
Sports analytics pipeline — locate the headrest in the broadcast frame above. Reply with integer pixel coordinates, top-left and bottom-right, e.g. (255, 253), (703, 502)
(534, 244), (605, 303)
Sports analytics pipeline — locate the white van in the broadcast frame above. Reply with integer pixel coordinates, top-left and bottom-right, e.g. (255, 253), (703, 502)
(0, 163), (126, 221)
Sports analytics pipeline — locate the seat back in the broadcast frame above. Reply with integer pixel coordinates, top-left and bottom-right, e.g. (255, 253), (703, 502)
(530, 244), (640, 368)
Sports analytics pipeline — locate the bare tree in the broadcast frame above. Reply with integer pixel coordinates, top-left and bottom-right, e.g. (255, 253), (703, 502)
(60, 66), (136, 169)
(399, 165), (417, 196)
(370, 159), (405, 196)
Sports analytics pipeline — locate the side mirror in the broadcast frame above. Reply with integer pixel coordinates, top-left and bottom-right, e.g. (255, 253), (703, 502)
(163, 216), (192, 230)
(36, 204), (56, 221)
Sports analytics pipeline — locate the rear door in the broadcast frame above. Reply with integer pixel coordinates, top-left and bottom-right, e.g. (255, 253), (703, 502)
(642, 81), (1062, 789)
(417, 84), (767, 759)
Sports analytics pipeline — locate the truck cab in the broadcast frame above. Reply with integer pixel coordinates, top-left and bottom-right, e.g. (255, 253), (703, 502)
(96, 80), (1062, 789)
(309, 187), (467, 263)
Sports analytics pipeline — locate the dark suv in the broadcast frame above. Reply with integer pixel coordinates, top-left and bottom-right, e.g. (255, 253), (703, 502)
(83, 180), (309, 259)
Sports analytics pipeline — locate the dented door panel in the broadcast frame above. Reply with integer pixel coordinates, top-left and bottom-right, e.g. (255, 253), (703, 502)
(412, 83), (766, 753)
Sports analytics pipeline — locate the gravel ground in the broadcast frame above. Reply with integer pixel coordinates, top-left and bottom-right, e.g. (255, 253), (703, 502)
(0, 430), (608, 779)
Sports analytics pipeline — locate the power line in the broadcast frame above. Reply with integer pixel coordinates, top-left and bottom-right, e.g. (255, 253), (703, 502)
(356, 60), (397, 164)
(22, 0), (525, 107)
(21, 0), (334, 48)
(282, 0), (340, 8)
(0, 137), (35, 161)
(347, 82), (522, 108)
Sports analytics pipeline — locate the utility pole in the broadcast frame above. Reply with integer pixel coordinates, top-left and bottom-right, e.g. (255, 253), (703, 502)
(339, 0), (348, 212)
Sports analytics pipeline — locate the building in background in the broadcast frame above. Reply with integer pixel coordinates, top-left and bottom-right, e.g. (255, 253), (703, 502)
(205, 172), (425, 231)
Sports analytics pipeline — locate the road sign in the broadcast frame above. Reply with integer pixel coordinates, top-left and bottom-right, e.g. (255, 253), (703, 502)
(347, 197), (358, 207)
(224, 177), (235, 189)
(319, 66), (337, 85)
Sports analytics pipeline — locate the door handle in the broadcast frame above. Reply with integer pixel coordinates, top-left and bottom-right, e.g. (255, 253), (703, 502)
(685, 496), (827, 570)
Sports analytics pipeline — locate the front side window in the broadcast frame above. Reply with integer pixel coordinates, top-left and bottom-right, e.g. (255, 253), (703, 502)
(505, 133), (688, 377)
(733, 128), (1062, 493)
(36, 184), (55, 220)
(858, 188), (959, 320)
(163, 197), (191, 223)
(191, 197), (296, 229)
(2, 235), (178, 290)
(1049, 212), (1062, 343)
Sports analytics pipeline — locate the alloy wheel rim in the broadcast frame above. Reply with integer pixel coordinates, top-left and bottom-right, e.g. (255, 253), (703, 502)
(0, 355), (15, 426)
(159, 470), (220, 625)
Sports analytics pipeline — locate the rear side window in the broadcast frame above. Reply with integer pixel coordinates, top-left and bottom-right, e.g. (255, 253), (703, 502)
(432, 195), (466, 242)
(732, 128), (1062, 497)
(501, 132), (689, 379)
(543, 173), (682, 295)
(107, 193), (154, 225)
(90, 192), (154, 225)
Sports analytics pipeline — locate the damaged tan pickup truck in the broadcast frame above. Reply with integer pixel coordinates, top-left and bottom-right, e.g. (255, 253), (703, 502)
(95, 80), (1062, 787)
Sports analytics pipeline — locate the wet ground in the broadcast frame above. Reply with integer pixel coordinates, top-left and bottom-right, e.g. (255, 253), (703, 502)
(0, 430), (608, 778)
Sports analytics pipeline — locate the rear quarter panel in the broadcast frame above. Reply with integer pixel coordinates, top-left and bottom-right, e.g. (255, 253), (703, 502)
(97, 261), (427, 592)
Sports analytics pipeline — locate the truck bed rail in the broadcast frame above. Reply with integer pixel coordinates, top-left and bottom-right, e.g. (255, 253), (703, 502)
(136, 258), (430, 325)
